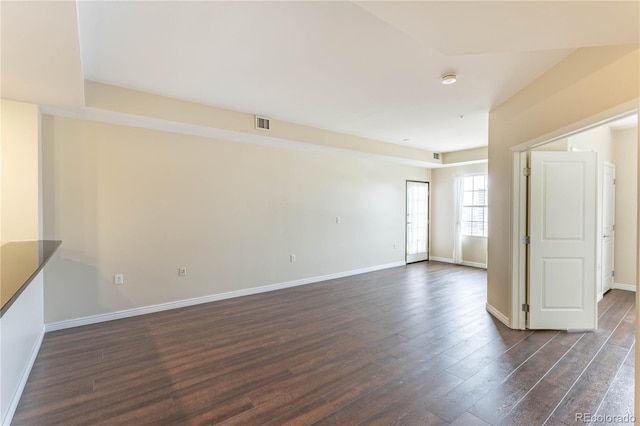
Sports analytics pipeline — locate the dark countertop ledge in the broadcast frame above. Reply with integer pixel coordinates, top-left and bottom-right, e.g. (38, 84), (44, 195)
(1, 240), (61, 318)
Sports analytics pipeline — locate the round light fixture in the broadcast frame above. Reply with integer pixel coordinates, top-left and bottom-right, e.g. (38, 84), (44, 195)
(441, 73), (457, 85)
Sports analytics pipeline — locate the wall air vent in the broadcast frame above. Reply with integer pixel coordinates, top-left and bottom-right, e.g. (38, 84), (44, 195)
(255, 115), (270, 131)
(433, 153), (441, 160)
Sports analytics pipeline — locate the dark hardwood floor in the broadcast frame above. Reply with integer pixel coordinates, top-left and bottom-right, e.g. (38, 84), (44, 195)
(13, 262), (635, 425)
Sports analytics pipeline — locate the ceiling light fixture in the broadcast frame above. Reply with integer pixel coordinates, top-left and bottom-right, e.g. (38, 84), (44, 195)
(441, 73), (457, 85)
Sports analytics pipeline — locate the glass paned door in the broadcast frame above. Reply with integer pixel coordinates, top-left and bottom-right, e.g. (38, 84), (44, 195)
(406, 181), (429, 263)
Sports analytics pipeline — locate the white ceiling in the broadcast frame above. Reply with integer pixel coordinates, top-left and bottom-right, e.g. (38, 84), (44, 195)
(3, 1), (639, 153)
(1, 1), (84, 108)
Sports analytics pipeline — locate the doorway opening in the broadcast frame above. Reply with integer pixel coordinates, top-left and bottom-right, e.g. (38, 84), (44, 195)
(511, 108), (638, 330)
(406, 181), (429, 263)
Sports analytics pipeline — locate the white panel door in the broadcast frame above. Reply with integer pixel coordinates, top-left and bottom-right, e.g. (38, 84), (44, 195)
(601, 162), (616, 294)
(406, 181), (429, 263)
(529, 151), (597, 330)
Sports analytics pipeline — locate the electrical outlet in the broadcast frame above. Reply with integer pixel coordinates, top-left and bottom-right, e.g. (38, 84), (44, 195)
(114, 274), (124, 285)
(178, 267), (187, 277)
(290, 254), (296, 263)
(336, 216), (341, 224)
(393, 243), (397, 249)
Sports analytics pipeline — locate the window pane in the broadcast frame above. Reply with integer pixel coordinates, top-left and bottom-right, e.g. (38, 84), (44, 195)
(472, 207), (484, 222)
(474, 175), (485, 190)
(464, 176), (474, 190)
(462, 207), (472, 222)
(473, 190), (486, 206)
(461, 174), (488, 238)
(462, 222), (472, 235)
(472, 222), (485, 236)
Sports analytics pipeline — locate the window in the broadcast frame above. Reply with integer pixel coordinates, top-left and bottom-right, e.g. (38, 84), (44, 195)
(462, 175), (488, 237)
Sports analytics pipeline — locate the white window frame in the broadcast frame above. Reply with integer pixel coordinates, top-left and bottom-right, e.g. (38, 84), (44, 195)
(462, 174), (488, 237)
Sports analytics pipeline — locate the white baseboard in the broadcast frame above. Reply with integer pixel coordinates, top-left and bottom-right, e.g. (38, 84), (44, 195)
(429, 257), (454, 263)
(45, 261), (406, 332)
(486, 303), (510, 327)
(461, 261), (488, 269)
(612, 282), (636, 292)
(429, 257), (487, 269)
(3, 327), (45, 426)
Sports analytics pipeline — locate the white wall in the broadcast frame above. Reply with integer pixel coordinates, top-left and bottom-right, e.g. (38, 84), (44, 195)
(612, 127), (638, 289)
(430, 162), (488, 267)
(42, 115), (430, 324)
(1, 99), (41, 242)
(568, 125), (614, 162)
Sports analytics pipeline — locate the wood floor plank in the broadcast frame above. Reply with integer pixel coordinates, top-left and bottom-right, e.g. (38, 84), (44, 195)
(270, 366), (444, 425)
(168, 395), (255, 426)
(450, 412), (491, 425)
(443, 329), (533, 380)
(593, 341), (635, 424)
(625, 342), (635, 368)
(311, 354), (460, 426)
(543, 298), (634, 391)
(547, 307), (635, 424)
(11, 263), (635, 426)
(356, 371), (460, 426)
(424, 331), (559, 422)
(496, 379), (569, 426)
(467, 331), (581, 424)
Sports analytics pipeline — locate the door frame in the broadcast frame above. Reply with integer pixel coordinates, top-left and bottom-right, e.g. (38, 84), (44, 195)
(509, 100), (638, 330)
(405, 180), (430, 264)
(600, 161), (616, 298)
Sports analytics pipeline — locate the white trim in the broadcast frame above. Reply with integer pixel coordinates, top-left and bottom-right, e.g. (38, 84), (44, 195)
(510, 101), (639, 152)
(432, 159), (488, 169)
(486, 303), (510, 327)
(429, 256), (454, 264)
(38, 105), (439, 169)
(3, 327), (45, 426)
(427, 257), (486, 269)
(45, 261), (406, 332)
(612, 283), (636, 292)
(461, 261), (487, 269)
(509, 101), (639, 332)
(511, 151), (528, 330)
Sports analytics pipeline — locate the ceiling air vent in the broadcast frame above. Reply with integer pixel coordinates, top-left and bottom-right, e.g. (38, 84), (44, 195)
(433, 153), (441, 160)
(255, 115), (270, 131)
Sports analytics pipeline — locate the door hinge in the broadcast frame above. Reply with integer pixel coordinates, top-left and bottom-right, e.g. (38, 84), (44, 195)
(523, 167), (531, 176)
(522, 235), (530, 245)
(613, 224), (616, 231)
(612, 270), (615, 277)
(613, 178), (616, 185)
(522, 303), (530, 312)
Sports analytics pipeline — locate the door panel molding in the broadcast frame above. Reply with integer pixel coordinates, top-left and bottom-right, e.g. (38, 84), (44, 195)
(529, 151), (597, 330)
